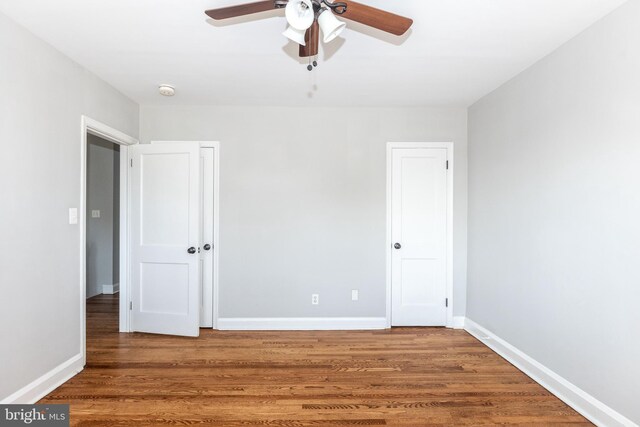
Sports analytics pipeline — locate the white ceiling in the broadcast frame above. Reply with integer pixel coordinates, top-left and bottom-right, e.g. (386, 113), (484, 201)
(0, 0), (627, 106)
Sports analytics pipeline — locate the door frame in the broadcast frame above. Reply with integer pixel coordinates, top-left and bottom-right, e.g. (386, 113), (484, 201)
(80, 116), (138, 364)
(385, 142), (454, 328)
(150, 141), (221, 329)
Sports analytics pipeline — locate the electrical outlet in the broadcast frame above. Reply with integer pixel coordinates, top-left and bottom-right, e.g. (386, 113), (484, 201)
(351, 290), (359, 301)
(311, 294), (319, 305)
(91, 210), (101, 218)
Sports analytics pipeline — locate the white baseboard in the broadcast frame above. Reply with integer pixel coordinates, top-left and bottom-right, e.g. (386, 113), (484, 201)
(464, 319), (637, 427)
(451, 316), (465, 329)
(217, 317), (388, 331)
(0, 354), (84, 404)
(102, 283), (119, 294)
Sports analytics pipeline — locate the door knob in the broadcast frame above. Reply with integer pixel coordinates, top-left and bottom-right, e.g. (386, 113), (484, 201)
(394, 243), (402, 250)
(187, 247), (197, 254)
(203, 244), (212, 251)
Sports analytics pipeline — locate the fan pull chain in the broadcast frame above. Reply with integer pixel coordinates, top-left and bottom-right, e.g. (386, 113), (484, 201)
(307, 56), (318, 71)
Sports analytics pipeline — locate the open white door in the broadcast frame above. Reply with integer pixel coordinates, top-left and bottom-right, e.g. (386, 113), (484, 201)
(391, 147), (448, 326)
(130, 143), (201, 337)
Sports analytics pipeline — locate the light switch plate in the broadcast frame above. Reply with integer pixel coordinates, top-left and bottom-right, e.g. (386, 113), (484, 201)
(351, 290), (359, 301)
(91, 210), (101, 218)
(69, 208), (78, 225)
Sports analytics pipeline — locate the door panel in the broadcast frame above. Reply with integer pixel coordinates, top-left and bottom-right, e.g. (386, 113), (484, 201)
(140, 262), (190, 314)
(391, 148), (448, 326)
(140, 153), (190, 246)
(130, 143), (201, 337)
(400, 259), (437, 306)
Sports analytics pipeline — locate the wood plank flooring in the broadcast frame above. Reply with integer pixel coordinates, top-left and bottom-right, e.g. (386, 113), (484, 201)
(40, 294), (590, 426)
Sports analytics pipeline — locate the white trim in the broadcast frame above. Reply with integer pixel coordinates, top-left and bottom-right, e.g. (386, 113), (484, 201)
(451, 316), (465, 329)
(386, 142), (455, 328)
(118, 146), (132, 333)
(0, 354), (83, 404)
(83, 117), (138, 147)
(211, 143), (220, 329)
(464, 319), (637, 427)
(149, 141), (221, 329)
(217, 317), (388, 331)
(102, 283), (120, 294)
(81, 116), (139, 363)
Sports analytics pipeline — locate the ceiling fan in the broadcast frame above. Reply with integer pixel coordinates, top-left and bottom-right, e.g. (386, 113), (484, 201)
(205, 0), (413, 69)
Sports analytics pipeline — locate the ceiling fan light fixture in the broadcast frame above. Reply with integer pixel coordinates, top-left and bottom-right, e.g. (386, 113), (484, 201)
(318, 8), (346, 43)
(283, 25), (307, 46)
(285, 0), (315, 31)
(204, 0), (414, 68)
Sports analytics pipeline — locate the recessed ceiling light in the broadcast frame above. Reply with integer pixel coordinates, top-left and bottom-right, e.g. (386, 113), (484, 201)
(158, 84), (175, 97)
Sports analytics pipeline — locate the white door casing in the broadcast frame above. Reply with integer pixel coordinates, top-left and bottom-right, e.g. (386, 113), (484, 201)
(80, 116), (138, 364)
(390, 146), (449, 326)
(200, 148), (214, 328)
(130, 142), (201, 337)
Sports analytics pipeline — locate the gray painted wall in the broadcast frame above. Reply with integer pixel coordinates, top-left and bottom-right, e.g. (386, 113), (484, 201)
(467, 1), (640, 423)
(86, 135), (119, 298)
(0, 11), (138, 400)
(140, 106), (468, 319)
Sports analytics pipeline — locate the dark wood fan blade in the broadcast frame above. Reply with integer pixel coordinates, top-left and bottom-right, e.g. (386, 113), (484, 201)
(337, 1), (412, 36)
(299, 21), (319, 57)
(205, 1), (277, 20)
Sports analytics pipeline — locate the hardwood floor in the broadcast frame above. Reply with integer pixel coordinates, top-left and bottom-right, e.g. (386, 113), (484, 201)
(40, 294), (590, 426)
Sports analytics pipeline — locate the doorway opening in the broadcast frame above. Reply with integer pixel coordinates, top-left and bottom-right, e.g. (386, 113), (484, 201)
(85, 134), (120, 346)
(80, 116), (138, 365)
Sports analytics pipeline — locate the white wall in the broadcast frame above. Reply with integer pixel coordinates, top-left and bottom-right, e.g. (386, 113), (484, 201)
(141, 106), (468, 319)
(86, 135), (119, 298)
(467, 0), (640, 423)
(0, 12), (138, 400)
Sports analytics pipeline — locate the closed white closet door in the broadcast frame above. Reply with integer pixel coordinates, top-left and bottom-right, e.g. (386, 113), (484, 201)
(200, 148), (214, 328)
(391, 148), (448, 326)
(130, 143), (201, 337)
